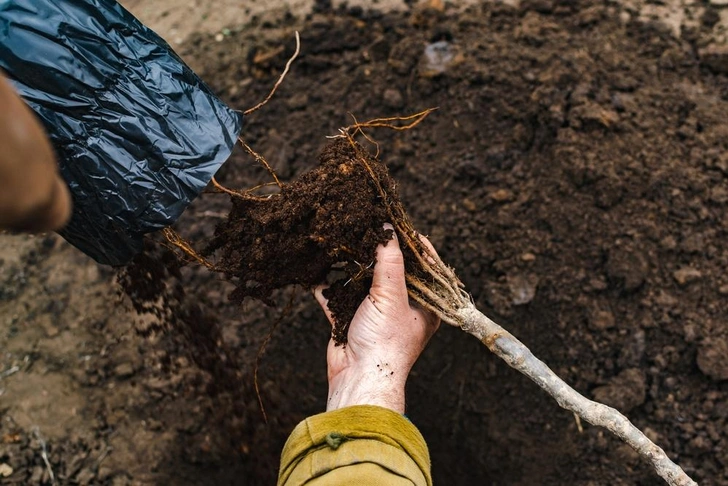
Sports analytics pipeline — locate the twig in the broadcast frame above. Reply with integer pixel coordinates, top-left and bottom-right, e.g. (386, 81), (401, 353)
(210, 177), (280, 201)
(346, 113), (382, 158)
(162, 228), (216, 269)
(96, 446), (112, 467)
(210, 176), (245, 198)
(345, 108), (438, 132)
(240, 139), (282, 188)
(244, 31), (301, 116)
(0, 366), (19, 379)
(254, 289), (298, 423)
(32, 427), (56, 486)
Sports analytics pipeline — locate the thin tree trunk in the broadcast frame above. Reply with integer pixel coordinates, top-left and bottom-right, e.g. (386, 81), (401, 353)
(453, 304), (698, 486)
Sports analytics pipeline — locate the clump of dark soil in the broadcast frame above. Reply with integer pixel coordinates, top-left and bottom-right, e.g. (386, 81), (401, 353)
(204, 138), (396, 343)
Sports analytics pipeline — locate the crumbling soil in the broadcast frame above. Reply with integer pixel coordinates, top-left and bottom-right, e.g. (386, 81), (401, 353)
(2, 1), (728, 485)
(202, 138), (397, 343)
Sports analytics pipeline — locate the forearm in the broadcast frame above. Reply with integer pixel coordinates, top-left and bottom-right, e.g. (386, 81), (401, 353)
(0, 73), (71, 231)
(327, 367), (407, 413)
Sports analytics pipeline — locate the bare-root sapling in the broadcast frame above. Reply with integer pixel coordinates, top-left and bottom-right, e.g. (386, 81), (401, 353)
(165, 114), (697, 486)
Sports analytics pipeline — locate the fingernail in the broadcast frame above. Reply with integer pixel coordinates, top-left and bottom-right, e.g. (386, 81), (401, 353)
(383, 223), (396, 239)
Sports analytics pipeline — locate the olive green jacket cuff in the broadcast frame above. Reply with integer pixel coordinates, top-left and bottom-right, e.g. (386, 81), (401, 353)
(278, 405), (432, 486)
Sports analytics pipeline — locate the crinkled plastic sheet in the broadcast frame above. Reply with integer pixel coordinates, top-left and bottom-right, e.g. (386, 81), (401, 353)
(0, 0), (243, 265)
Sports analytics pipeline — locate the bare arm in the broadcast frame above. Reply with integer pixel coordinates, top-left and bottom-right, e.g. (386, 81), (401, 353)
(0, 73), (71, 232)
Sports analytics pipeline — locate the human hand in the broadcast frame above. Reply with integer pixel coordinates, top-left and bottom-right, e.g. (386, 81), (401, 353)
(0, 73), (71, 232)
(314, 224), (440, 413)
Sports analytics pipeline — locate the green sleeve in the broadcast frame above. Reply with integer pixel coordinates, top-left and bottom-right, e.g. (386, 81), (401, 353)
(278, 405), (432, 486)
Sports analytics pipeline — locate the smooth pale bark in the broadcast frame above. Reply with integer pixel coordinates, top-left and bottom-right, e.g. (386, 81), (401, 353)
(452, 304), (697, 486)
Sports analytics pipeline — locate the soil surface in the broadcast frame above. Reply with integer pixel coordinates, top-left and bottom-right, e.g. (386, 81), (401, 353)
(2, 1), (728, 485)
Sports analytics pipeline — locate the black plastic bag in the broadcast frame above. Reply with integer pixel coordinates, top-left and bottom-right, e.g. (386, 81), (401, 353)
(0, 0), (243, 265)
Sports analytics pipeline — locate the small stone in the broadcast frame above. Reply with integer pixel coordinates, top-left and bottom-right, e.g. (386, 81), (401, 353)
(697, 337), (728, 381)
(508, 273), (539, 305)
(0, 463), (12, 477)
(673, 267), (702, 286)
(382, 88), (404, 109)
(214, 33), (224, 42)
(709, 0), (728, 6)
(520, 252), (536, 262)
(113, 363), (135, 379)
(491, 189), (514, 202)
(570, 102), (620, 129)
(588, 308), (615, 330)
(419, 41), (464, 77)
(718, 285), (728, 296)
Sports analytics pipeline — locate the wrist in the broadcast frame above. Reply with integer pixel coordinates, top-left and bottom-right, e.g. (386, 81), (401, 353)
(327, 366), (407, 413)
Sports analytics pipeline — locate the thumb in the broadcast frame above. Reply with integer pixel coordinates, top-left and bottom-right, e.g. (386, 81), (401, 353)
(370, 223), (408, 303)
(314, 285), (335, 327)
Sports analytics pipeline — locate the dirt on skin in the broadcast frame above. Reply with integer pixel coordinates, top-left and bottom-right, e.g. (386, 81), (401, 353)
(3, 1), (728, 485)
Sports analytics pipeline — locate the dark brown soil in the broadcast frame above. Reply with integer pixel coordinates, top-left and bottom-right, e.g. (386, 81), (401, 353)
(175, 1), (728, 483)
(202, 138), (397, 343)
(3, 1), (728, 485)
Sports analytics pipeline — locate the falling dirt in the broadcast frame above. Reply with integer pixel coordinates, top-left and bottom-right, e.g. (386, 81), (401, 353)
(2, 0), (728, 485)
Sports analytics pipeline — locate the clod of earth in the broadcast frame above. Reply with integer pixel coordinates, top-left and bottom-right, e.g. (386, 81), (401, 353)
(167, 130), (697, 486)
(203, 138), (395, 345)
